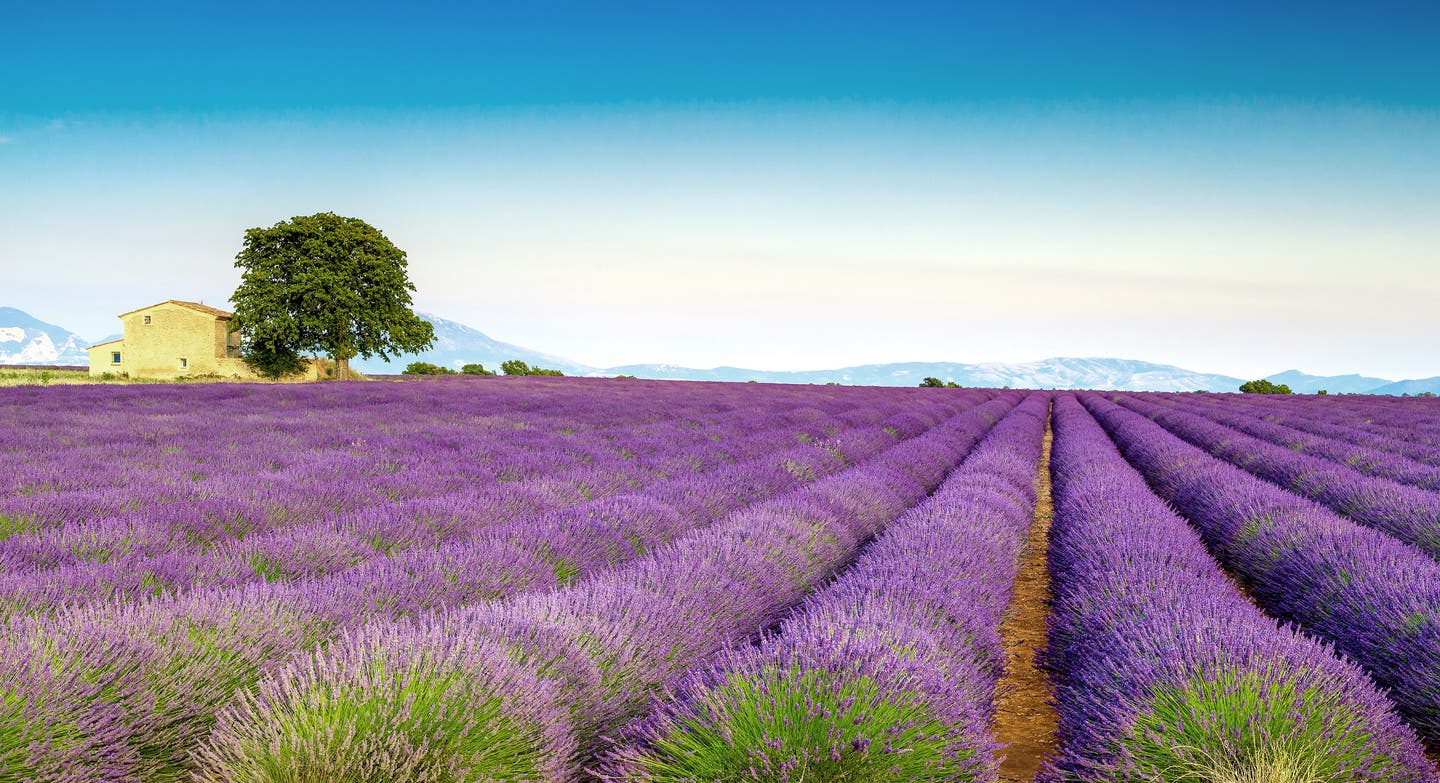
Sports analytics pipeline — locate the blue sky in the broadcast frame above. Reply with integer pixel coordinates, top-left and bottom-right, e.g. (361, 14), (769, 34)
(3, 1), (1438, 377)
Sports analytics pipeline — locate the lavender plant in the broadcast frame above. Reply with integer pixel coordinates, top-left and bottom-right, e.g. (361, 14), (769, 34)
(0, 380), (1001, 781)
(1151, 392), (1440, 488)
(1111, 393), (1440, 557)
(1083, 392), (1440, 742)
(1042, 394), (1432, 781)
(193, 394), (1024, 782)
(598, 392), (1051, 782)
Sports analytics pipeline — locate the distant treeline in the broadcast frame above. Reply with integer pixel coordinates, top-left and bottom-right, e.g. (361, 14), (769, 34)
(403, 359), (564, 377)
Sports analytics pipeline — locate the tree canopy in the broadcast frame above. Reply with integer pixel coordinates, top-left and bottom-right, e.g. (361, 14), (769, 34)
(403, 361), (455, 375)
(500, 359), (564, 377)
(230, 213), (434, 379)
(1238, 379), (1292, 395)
(403, 362), (497, 376)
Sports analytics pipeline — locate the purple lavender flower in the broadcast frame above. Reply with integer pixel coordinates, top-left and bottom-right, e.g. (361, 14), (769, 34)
(1081, 392), (1440, 748)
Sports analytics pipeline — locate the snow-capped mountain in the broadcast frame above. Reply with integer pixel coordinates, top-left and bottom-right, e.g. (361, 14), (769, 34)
(0, 307), (93, 365)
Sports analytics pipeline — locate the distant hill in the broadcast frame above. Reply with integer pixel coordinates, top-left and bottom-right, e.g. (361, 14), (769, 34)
(349, 314), (598, 376)
(5, 306), (1437, 394)
(1367, 377), (1440, 396)
(606, 357), (1247, 392)
(1263, 369), (1393, 395)
(0, 307), (92, 365)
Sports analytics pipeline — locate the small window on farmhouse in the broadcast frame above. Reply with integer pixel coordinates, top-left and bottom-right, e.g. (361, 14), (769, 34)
(180, 357), (188, 369)
(144, 315), (152, 324)
(111, 352), (121, 364)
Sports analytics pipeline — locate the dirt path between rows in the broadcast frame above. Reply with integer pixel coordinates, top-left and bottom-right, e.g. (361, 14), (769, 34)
(993, 418), (1059, 781)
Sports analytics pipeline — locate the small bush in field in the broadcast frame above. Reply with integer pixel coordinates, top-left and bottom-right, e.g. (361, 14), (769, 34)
(404, 362), (456, 376)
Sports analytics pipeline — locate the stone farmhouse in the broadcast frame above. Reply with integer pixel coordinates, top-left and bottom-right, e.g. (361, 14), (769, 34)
(87, 300), (317, 380)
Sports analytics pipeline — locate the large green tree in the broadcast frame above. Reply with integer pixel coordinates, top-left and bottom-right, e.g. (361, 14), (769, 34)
(230, 213), (435, 379)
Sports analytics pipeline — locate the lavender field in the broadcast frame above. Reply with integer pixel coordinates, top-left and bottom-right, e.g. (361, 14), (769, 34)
(2, 377), (1440, 781)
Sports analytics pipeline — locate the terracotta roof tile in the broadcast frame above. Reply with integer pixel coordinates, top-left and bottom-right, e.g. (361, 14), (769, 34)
(117, 300), (233, 319)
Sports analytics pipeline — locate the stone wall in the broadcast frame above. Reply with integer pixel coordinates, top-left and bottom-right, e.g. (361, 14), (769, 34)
(87, 302), (321, 381)
(86, 342), (125, 376)
(118, 303), (227, 379)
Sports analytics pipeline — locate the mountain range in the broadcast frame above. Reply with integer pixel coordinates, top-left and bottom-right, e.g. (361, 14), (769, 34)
(601, 357), (1247, 392)
(0, 307), (96, 366)
(3, 305), (1436, 395)
(353, 314), (596, 376)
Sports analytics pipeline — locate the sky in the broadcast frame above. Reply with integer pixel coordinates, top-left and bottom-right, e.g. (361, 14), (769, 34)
(3, 1), (1438, 378)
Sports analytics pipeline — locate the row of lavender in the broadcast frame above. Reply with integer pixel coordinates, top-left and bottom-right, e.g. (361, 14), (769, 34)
(6, 379), (1439, 780)
(1103, 393), (1440, 558)
(1, 379), (922, 548)
(1095, 390), (1440, 750)
(0, 380), (989, 615)
(190, 390), (1028, 781)
(1181, 390), (1440, 458)
(1149, 392), (1440, 488)
(0, 381), (1008, 781)
(3, 378), (752, 513)
(1244, 392), (1440, 449)
(594, 389), (1440, 780)
(1079, 393), (1440, 748)
(599, 391), (1051, 781)
(196, 387), (1440, 781)
(1044, 394), (1431, 779)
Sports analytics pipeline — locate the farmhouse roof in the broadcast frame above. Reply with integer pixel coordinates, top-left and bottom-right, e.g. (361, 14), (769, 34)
(88, 337), (124, 348)
(117, 300), (234, 320)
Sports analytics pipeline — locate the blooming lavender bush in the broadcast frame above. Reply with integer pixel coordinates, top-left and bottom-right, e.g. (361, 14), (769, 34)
(0, 384), (979, 617)
(598, 392), (1051, 782)
(1043, 394), (1432, 781)
(1111, 393), (1440, 557)
(190, 623), (574, 783)
(6, 379), (1440, 781)
(1233, 393), (1440, 454)
(1, 585), (335, 782)
(193, 393), (1025, 782)
(0, 631), (138, 782)
(1213, 392), (1440, 465)
(1150, 392), (1440, 489)
(1084, 392), (1440, 741)
(0, 380), (1002, 781)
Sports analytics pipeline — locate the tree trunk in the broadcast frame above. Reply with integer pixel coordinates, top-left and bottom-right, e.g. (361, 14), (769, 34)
(334, 355), (350, 381)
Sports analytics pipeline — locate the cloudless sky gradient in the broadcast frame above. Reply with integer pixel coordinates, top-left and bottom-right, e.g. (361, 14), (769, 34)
(3, 1), (1438, 377)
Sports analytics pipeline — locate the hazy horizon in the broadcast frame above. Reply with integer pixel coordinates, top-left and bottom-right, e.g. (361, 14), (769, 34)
(4, 2), (1437, 379)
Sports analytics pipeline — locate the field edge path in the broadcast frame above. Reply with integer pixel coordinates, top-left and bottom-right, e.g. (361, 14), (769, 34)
(993, 408), (1059, 781)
